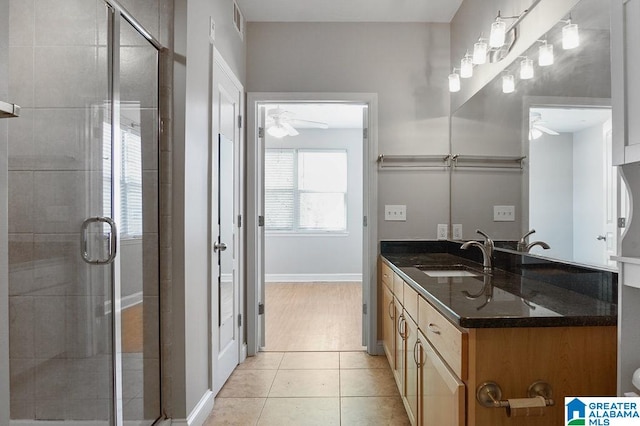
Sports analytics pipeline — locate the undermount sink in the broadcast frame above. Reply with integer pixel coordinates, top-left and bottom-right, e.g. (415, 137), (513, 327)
(415, 264), (481, 278)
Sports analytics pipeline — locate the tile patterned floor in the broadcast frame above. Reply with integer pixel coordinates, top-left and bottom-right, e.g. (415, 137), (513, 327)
(204, 351), (410, 426)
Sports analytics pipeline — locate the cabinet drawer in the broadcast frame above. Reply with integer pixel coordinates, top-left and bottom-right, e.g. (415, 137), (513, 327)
(418, 297), (467, 379)
(403, 282), (418, 322)
(381, 261), (393, 290)
(393, 273), (404, 304)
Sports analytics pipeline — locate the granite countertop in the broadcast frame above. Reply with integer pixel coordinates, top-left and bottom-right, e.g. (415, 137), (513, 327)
(382, 252), (617, 329)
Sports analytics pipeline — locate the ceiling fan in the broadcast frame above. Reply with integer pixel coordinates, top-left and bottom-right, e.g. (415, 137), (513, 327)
(266, 107), (329, 138)
(529, 112), (560, 140)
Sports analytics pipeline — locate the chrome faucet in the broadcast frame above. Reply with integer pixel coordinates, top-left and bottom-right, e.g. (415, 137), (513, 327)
(460, 240), (492, 273)
(517, 229), (551, 252)
(475, 229), (494, 258)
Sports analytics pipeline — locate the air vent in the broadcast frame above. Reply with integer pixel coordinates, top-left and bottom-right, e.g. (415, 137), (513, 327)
(233, 1), (244, 40)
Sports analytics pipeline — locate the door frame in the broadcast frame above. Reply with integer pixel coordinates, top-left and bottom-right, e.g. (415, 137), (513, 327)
(210, 48), (246, 393)
(246, 92), (379, 356)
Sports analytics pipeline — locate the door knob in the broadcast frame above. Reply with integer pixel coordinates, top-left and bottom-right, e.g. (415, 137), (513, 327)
(596, 235), (607, 241)
(214, 242), (228, 252)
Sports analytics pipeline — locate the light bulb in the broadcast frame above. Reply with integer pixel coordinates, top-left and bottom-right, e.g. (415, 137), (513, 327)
(562, 23), (579, 49)
(460, 56), (473, 78)
(267, 124), (288, 138)
(448, 72), (460, 92)
(473, 41), (488, 65)
(633, 368), (640, 391)
(538, 43), (554, 66)
(489, 19), (506, 48)
(502, 74), (515, 93)
(520, 58), (534, 79)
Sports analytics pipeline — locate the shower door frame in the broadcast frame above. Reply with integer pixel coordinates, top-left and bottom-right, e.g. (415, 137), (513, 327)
(104, 1), (164, 424)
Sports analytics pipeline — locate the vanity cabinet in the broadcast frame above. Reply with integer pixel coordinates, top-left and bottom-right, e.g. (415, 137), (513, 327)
(379, 257), (617, 426)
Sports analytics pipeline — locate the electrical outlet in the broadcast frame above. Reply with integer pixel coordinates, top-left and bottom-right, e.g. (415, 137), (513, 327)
(437, 224), (448, 240)
(384, 205), (406, 221)
(453, 224), (463, 240)
(494, 205), (515, 222)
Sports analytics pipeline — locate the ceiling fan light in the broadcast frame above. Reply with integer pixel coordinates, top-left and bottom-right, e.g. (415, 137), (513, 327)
(460, 56), (473, 78)
(538, 43), (554, 66)
(502, 74), (515, 93)
(520, 57), (534, 80)
(267, 124), (288, 138)
(529, 127), (543, 140)
(562, 23), (579, 49)
(473, 41), (488, 65)
(449, 72), (461, 92)
(489, 19), (506, 48)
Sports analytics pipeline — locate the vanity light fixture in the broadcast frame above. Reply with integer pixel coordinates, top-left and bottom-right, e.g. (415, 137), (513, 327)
(489, 15), (507, 48)
(520, 57), (534, 79)
(448, 69), (461, 92)
(538, 41), (554, 66)
(502, 74), (515, 93)
(461, 54), (474, 78)
(529, 127), (543, 140)
(562, 16), (580, 49)
(473, 39), (488, 65)
(266, 123), (289, 138)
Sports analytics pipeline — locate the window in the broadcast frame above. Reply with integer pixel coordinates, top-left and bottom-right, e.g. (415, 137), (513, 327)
(265, 149), (347, 232)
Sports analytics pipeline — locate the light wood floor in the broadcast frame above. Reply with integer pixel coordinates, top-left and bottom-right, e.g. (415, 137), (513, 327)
(264, 282), (365, 352)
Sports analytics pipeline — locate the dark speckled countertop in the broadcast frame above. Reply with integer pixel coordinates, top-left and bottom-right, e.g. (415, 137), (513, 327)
(382, 251), (617, 328)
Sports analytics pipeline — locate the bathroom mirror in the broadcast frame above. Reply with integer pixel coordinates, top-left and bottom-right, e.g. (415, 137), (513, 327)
(450, 0), (621, 269)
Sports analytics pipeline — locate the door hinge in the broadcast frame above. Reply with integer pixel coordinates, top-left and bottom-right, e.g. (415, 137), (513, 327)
(363, 216), (368, 227)
(258, 127), (265, 138)
(363, 304), (367, 315)
(618, 217), (627, 228)
(238, 314), (242, 327)
(258, 302), (265, 315)
(160, 118), (165, 134)
(363, 128), (368, 139)
(237, 214), (242, 228)
(258, 215), (265, 227)
(238, 115), (243, 129)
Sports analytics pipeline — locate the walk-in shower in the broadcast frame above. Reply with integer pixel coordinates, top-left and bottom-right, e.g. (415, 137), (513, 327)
(5, 0), (162, 424)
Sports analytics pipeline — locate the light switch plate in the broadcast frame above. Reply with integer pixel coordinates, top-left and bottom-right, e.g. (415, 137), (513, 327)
(437, 224), (448, 240)
(494, 205), (515, 222)
(385, 205), (406, 221)
(453, 224), (463, 240)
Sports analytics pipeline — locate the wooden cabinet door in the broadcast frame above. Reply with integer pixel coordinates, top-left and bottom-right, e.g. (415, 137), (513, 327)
(405, 314), (419, 425)
(382, 284), (395, 367)
(419, 332), (465, 426)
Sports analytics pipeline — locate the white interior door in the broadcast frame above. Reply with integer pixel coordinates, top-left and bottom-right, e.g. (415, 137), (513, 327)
(212, 57), (242, 394)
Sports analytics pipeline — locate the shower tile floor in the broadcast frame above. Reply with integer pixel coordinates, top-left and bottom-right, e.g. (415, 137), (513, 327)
(204, 351), (410, 425)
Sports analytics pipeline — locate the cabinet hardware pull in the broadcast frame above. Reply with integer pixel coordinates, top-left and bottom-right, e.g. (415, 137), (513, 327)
(388, 300), (394, 319)
(413, 339), (423, 367)
(427, 323), (441, 335)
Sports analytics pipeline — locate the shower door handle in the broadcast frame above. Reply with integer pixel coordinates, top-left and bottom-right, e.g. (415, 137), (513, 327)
(81, 217), (118, 265)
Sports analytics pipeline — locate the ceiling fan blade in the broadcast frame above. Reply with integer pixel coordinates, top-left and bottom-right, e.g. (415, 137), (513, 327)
(535, 124), (559, 135)
(282, 122), (299, 136)
(290, 118), (329, 129)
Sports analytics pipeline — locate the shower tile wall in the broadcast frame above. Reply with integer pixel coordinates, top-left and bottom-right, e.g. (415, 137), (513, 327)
(7, 0), (169, 421)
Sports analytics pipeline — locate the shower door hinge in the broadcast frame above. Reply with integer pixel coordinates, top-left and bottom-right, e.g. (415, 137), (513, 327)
(363, 304), (367, 315)
(238, 115), (242, 129)
(160, 119), (165, 134)
(258, 302), (265, 315)
(258, 127), (265, 138)
(238, 314), (242, 327)
(258, 215), (265, 227)
(363, 216), (368, 227)
(618, 217), (627, 228)
(363, 128), (368, 139)
(237, 214), (242, 228)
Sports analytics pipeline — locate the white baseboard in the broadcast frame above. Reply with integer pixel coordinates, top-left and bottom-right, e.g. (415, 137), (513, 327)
(171, 389), (214, 426)
(375, 340), (385, 356)
(265, 273), (362, 282)
(11, 421), (153, 426)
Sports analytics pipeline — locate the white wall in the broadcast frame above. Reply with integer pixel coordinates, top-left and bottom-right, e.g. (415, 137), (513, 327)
(172, 0), (246, 419)
(529, 133), (574, 258)
(265, 128), (363, 280)
(247, 22), (451, 240)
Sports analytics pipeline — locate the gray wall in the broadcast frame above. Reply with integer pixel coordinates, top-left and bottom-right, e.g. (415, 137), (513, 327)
(247, 22), (451, 240)
(265, 128), (363, 279)
(0, 0), (10, 422)
(172, 0), (246, 419)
